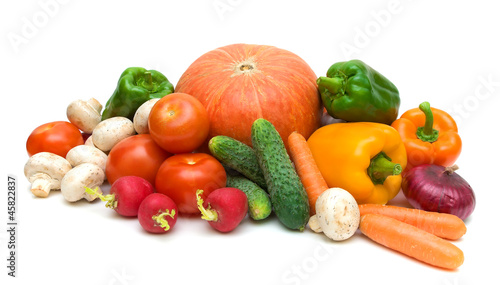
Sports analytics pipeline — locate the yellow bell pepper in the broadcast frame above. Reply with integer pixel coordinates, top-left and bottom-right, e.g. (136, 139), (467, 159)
(307, 122), (407, 204)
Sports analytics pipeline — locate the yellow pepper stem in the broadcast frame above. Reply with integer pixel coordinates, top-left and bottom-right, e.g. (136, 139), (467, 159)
(368, 152), (402, 185)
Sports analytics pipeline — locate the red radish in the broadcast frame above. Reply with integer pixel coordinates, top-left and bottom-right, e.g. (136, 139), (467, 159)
(138, 193), (178, 234)
(85, 176), (154, 217)
(196, 188), (248, 233)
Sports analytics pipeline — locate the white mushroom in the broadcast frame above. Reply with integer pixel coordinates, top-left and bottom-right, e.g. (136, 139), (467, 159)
(84, 135), (95, 147)
(66, 145), (108, 173)
(309, 188), (360, 241)
(92, 117), (135, 152)
(133, 98), (160, 134)
(61, 163), (105, 202)
(67, 98), (102, 134)
(24, 152), (72, 198)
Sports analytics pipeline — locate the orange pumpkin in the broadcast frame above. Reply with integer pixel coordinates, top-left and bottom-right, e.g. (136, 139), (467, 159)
(175, 43), (322, 151)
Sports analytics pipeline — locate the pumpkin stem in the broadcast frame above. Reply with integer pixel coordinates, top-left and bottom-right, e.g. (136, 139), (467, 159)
(232, 57), (259, 77)
(239, 64), (254, 71)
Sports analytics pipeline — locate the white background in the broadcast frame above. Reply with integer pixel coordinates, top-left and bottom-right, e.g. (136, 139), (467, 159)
(1, 0), (499, 284)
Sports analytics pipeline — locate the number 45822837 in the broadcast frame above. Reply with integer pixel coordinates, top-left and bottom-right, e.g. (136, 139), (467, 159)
(7, 176), (16, 221)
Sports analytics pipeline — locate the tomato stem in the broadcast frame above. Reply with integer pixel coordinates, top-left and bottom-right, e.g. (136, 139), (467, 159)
(416, 101), (439, 143)
(367, 152), (402, 185)
(196, 189), (218, 222)
(84, 187), (117, 209)
(152, 209), (176, 231)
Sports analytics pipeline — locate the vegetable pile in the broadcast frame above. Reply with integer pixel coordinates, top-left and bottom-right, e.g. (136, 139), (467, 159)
(23, 43), (475, 269)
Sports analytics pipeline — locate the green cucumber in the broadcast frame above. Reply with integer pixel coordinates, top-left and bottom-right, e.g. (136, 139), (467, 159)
(209, 135), (267, 190)
(226, 173), (272, 221)
(251, 118), (310, 231)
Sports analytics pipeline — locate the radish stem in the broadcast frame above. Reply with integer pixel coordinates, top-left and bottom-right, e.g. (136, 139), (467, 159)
(152, 209), (176, 231)
(85, 187), (118, 209)
(196, 189), (218, 221)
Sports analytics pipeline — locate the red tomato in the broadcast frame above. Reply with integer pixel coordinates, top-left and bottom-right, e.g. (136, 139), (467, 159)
(106, 134), (172, 185)
(155, 153), (226, 215)
(26, 121), (84, 157)
(148, 93), (210, 154)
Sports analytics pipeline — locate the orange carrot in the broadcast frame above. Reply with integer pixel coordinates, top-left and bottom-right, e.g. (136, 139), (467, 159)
(360, 214), (464, 270)
(359, 204), (467, 240)
(288, 131), (329, 215)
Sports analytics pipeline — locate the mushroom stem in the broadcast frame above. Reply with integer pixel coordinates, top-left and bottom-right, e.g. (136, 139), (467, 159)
(30, 173), (53, 198)
(87, 98), (103, 113)
(308, 215), (323, 233)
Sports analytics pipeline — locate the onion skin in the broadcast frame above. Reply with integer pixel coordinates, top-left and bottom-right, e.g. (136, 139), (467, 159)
(402, 164), (476, 220)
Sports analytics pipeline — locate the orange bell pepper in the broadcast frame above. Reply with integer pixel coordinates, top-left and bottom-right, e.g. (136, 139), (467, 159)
(307, 122), (407, 205)
(391, 102), (462, 171)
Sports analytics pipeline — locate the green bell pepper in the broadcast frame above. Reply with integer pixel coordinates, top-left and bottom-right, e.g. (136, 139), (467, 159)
(101, 67), (174, 120)
(317, 59), (400, 125)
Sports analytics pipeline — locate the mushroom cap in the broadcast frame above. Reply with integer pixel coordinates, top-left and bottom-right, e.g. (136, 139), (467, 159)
(84, 135), (95, 147)
(24, 152), (72, 189)
(61, 163), (105, 202)
(133, 98), (160, 134)
(66, 145), (107, 172)
(315, 188), (360, 241)
(67, 98), (102, 134)
(92, 117), (135, 152)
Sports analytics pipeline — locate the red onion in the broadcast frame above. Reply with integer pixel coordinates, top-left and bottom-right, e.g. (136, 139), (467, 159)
(402, 164), (476, 220)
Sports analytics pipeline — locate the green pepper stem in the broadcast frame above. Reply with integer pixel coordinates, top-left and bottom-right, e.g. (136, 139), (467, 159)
(196, 189), (218, 222)
(142, 71), (154, 91)
(84, 187), (117, 209)
(416, 101), (439, 143)
(367, 153), (402, 185)
(316, 76), (344, 95)
(152, 209), (176, 231)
